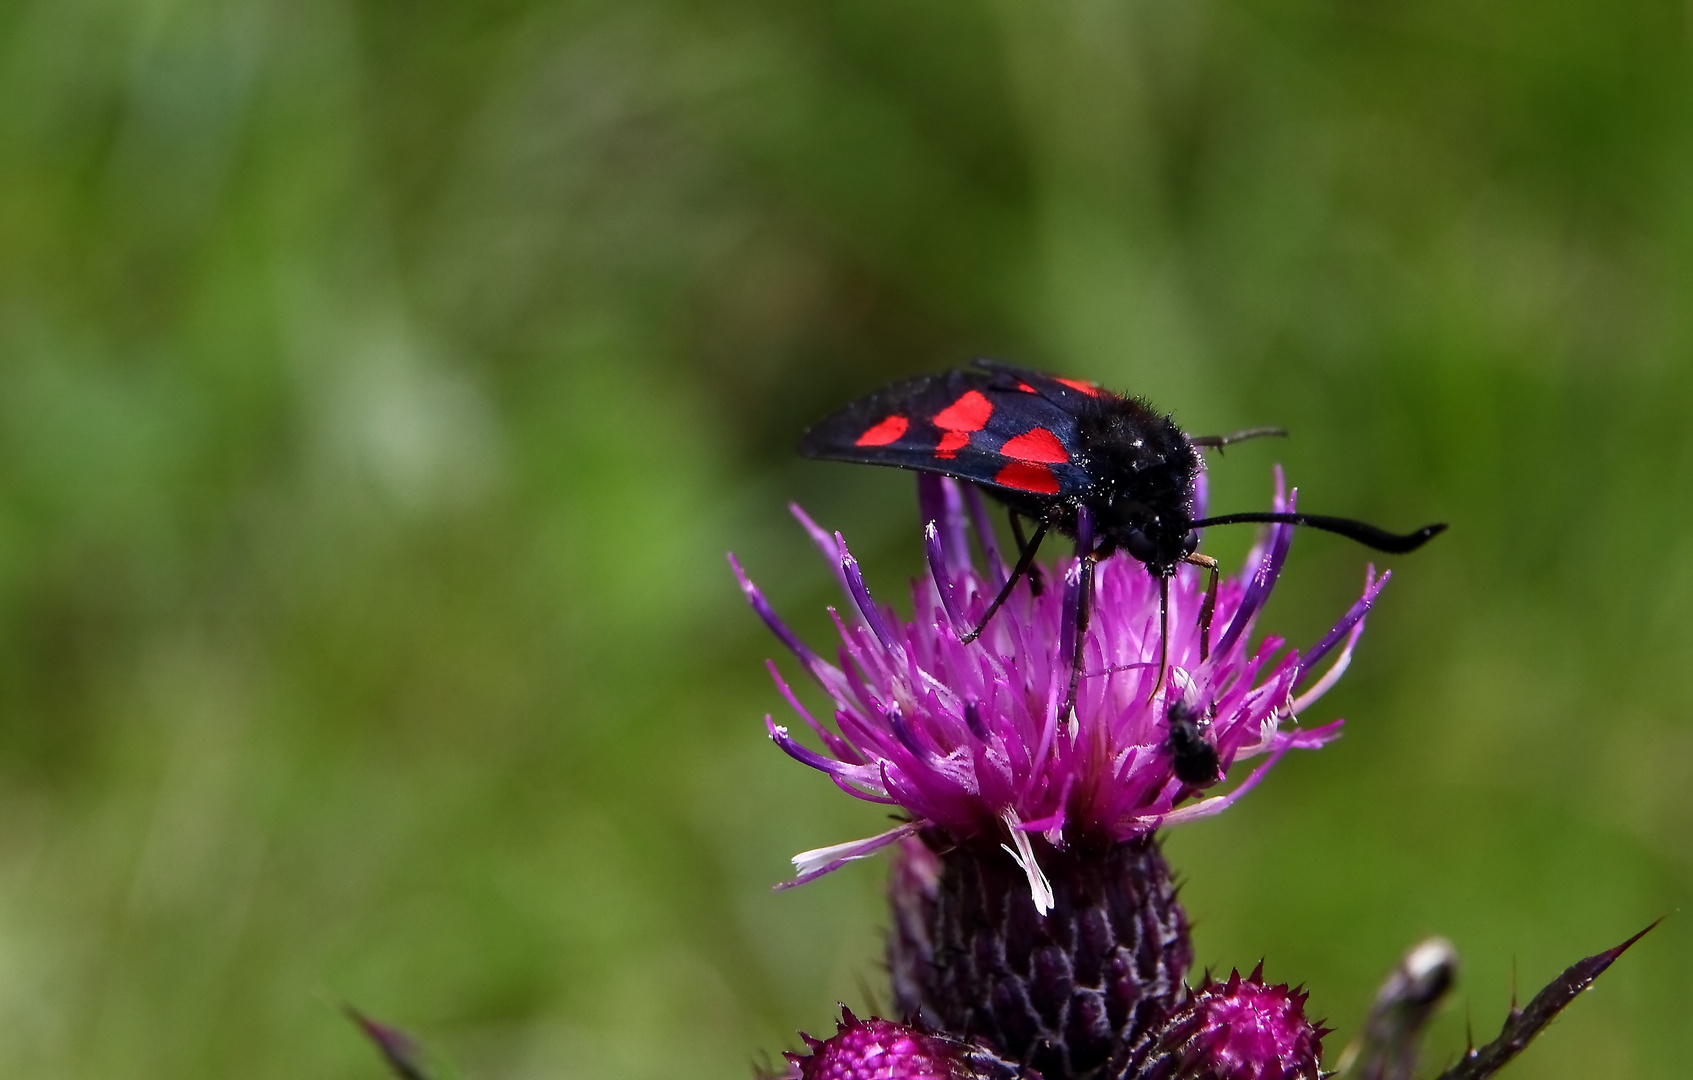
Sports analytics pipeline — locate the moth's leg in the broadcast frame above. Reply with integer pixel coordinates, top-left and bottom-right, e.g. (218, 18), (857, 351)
(1008, 510), (1046, 597)
(1059, 550), (1097, 721)
(960, 520), (1049, 644)
(1184, 553), (1221, 661)
(1147, 575), (1171, 702)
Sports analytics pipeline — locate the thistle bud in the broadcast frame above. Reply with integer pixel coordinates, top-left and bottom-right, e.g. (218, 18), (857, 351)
(1118, 967), (1327, 1080)
(784, 1010), (1026, 1080)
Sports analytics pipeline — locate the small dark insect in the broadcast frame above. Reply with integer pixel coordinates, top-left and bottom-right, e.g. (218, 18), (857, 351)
(1165, 700), (1220, 787)
(801, 361), (1445, 710)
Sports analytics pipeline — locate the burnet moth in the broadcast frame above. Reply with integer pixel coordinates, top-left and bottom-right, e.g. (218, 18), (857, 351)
(800, 361), (1445, 756)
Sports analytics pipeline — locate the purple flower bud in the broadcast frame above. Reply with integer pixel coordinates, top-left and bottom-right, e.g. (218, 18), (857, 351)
(1121, 966), (1327, 1080)
(783, 1009), (1026, 1080)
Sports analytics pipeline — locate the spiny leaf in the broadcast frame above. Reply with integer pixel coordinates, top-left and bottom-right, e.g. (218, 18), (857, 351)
(1431, 921), (1658, 1080)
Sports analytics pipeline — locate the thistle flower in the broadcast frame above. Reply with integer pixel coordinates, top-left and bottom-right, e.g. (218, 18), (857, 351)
(734, 471), (1388, 1078)
(732, 470), (1385, 904)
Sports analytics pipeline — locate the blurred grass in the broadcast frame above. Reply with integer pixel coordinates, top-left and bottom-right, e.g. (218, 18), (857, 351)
(0, 0), (1690, 1077)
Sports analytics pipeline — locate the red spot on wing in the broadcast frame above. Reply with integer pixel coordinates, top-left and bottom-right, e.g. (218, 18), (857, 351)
(935, 430), (971, 459)
(995, 461), (1060, 494)
(1016, 382), (1037, 393)
(855, 415), (909, 446)
(931, 390), (993, 432)
(1056, 377), (1100, 397)
(999, 427), (1069, 464)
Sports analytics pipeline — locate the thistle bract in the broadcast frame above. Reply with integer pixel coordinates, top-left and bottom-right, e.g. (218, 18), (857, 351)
(733, 471), (1385, 906)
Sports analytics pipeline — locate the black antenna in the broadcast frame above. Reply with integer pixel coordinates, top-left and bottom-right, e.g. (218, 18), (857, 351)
(1189, 512), (1446, 555)
(1189, 426), (1287, 450)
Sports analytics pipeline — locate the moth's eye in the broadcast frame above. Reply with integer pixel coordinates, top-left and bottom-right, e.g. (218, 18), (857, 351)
(1122, 527), (1159, 563)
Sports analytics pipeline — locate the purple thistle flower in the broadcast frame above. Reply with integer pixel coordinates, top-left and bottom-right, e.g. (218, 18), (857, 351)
(733, 471), (1387, 909)
(783, 1009), (1026, 1080)
(738, 466), (1637, 1080)
(1119, 966), (1327, 1080)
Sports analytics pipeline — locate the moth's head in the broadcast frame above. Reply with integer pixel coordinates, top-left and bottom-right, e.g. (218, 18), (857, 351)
(1082, 403), (1202, 574)
(1098, 497), (1200, 576)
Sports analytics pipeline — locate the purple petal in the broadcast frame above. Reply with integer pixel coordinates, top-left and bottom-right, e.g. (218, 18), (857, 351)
(1074, 503), (1096, 556)
(1229, 465), (1288, 587)
(768, 717), (857, 779)
(837, 532), (899, 652)
(960, 481), (1006, 587)
(1211, 489), (1298, 660)
(917, 473), (971, 573)
(1298, 566), (1389, 680)
(766, 659), (863, 764)
(1059, 557), (1084, 674)
(884, 701), (930, 760)
(1291, 622), (1362, 715)
(924, 521), (965, 633)
(830, 773), (898, 803)
(789, 503), (852, 597)
(729, 553), (822, 671)
(836, 628), (889, 713)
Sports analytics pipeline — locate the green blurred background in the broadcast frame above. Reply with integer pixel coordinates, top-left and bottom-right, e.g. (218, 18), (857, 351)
(1, 0), (1689, 1076)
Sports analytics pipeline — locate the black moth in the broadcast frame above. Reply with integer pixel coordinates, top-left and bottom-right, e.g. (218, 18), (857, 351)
(801, 361), (1444, 776)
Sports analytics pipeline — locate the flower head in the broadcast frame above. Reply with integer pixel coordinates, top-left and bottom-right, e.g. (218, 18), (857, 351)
(734, 472), (1386, 902)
